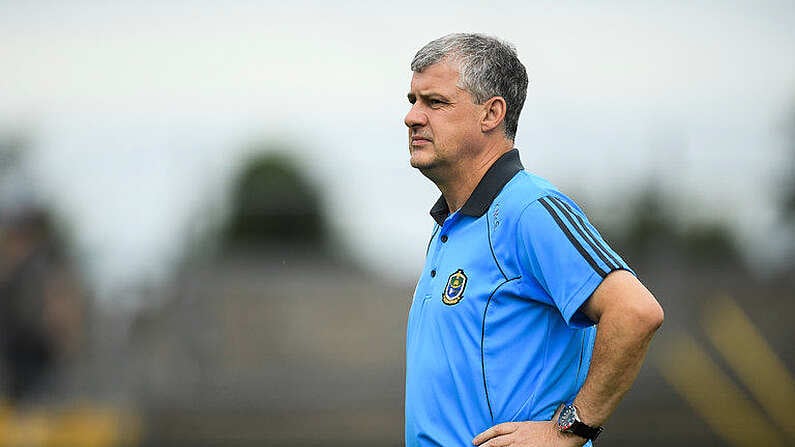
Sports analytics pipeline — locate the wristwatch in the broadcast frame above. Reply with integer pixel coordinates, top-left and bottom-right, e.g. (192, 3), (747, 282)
(556, 403), (604, 441)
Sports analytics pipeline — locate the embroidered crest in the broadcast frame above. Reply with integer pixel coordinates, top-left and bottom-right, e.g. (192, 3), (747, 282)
(442, 269), (467, 305)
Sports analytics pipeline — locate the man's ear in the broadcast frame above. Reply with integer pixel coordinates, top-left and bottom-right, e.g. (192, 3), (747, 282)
(481, 96), (507, 133)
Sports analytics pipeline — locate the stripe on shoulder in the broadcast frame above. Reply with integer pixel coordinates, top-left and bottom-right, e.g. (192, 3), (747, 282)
(548, 196), (622, 270)
(538, 196), (608, 278)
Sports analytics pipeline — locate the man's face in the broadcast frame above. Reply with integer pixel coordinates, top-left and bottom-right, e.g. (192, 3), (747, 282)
(405, 62), (484, 177)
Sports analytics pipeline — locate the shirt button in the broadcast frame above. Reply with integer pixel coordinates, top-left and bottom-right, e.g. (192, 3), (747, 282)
(430, 270), (436, 277)
(440, 235), (448, 243)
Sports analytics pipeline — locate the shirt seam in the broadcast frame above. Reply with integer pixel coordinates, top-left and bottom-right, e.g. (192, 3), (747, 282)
(481, 276), (522, 423)
(486, 211), (508, 281)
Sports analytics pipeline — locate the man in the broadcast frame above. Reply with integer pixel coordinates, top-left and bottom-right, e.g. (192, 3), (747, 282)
(404, 33), (664, 447)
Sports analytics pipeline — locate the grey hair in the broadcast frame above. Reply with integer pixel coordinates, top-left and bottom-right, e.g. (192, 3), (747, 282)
(411, 33), (528, 140)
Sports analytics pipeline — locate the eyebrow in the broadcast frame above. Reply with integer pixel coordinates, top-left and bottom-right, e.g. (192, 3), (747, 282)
(407, 91), (451, 102)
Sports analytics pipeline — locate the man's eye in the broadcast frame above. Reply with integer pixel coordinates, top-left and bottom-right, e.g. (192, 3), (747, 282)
(430, 99), (446, 106)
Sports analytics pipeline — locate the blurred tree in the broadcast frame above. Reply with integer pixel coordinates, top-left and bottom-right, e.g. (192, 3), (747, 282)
(679, 222), (740, 264)
(782, 101), (795, 226)
(223, 150), (327, 252)
(0, 132), (34, 212)
(616, 185), (740, 268)
(0, 133), (24, 171)
(776, 100), (795, 271)
(620, 187), (677, 259)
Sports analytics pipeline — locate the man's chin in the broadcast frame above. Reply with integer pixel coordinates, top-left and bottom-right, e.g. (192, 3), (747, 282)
(409, 153), (436, 171)
(410, 159), (444, 183)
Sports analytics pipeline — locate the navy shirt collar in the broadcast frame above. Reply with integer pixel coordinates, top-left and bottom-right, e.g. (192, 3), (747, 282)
(430, 149), (524, 226)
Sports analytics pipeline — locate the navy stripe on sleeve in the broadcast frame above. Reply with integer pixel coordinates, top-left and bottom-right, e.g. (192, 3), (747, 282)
(548, 197), (620, 271)
(552, 198), (624, 270)
(539, 197), (608, 278)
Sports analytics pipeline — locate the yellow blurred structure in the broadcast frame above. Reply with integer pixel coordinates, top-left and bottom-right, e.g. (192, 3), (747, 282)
(658, 296), (795, 447)
(0, 401), (140, 447)
(704, 296), (795, 439)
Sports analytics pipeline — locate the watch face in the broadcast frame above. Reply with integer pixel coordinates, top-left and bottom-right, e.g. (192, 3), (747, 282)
(557, 405), (577, 431)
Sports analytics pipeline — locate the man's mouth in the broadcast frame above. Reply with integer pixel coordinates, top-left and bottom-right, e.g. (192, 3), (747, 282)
(411, 136), (432, 146)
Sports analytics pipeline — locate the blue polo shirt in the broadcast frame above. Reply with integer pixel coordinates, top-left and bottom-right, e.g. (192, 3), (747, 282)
(405, 149), (631, 446)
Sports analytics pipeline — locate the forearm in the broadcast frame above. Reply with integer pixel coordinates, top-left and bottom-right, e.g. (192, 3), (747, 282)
(574, 284), (664, 426)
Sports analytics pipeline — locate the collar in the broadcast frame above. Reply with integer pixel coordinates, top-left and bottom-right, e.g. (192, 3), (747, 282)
(429, 149), (524, 226)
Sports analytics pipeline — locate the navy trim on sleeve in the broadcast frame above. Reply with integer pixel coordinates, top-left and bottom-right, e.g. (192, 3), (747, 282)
(538, 197), (608, 278)
(548, 197), (619, 271)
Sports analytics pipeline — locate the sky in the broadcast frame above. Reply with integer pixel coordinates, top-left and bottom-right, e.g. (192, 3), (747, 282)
(1, 1), (794, 304)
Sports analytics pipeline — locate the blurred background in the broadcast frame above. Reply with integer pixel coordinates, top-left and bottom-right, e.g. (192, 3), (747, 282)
(1, 1), (793, 446)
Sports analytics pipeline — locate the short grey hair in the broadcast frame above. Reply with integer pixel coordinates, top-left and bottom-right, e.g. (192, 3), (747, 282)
(411, 33), (528, 140)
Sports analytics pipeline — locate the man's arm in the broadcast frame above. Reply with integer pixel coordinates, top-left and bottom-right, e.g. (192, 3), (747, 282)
(473, 270), (664, 447)
(572, 269), (664, 427)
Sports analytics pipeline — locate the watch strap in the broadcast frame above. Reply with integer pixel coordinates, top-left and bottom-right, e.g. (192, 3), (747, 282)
(569, 420), (603, 441)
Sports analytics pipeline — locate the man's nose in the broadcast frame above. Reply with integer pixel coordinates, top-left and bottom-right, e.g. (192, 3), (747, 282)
(404, 105), (428, 128)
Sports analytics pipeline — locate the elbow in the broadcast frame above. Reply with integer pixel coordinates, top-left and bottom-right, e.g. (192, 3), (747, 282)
(610, 290), (664, 337)
(647, 299), (665, 333)
(636, 294), (664, 335)
(589, 271), (664, 335)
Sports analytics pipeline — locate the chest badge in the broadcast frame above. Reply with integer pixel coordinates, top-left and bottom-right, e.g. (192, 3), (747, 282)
(442, 269), (468, 305)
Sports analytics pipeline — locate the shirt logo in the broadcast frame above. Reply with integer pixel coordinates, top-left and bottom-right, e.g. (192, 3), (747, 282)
(442, 269), (467, 305)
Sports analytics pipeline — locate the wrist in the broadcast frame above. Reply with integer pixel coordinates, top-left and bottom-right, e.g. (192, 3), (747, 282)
(570, 400), (604, 427)
(555, 403), (604, 441)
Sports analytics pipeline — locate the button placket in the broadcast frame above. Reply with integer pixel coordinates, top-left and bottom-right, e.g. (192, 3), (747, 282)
(430, 213), (457, 283)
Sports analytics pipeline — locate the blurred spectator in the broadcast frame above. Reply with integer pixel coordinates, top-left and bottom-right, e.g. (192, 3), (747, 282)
(0, 208), (85, 402)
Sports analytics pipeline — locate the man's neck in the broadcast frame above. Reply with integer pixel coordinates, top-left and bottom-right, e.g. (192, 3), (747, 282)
(438, 142), (513, 213)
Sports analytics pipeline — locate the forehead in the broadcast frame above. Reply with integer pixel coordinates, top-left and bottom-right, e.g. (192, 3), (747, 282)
(409, 62), (463, 95)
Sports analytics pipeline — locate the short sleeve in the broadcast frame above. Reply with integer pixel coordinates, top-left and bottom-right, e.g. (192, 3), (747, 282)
(517, 195), (634, 327)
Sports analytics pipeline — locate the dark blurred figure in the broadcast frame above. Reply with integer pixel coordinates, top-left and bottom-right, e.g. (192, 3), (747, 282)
(0, 208), (85, 402)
